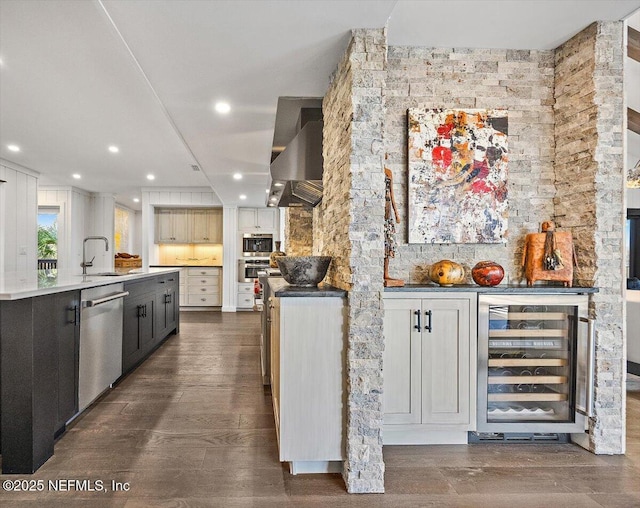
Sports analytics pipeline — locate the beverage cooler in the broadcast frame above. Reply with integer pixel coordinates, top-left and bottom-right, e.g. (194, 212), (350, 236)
(477, 294), (594, 435)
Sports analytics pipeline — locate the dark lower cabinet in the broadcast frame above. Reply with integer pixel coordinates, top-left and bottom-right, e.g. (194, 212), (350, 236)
(122, 272), (179, 375)
(155, 274), (179, 341)
(0, 290), (80, 474)
(122, 292), (155, 374)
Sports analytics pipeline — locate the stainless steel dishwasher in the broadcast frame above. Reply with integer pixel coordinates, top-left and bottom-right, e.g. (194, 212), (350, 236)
(79, 283), (129, 412)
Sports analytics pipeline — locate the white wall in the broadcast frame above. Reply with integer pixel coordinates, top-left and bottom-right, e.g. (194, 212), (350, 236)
(0, 160), (38, 273)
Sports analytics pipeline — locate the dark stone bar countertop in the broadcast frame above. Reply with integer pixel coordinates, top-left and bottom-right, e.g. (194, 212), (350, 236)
(385, 283), (598, 294)
(269, 278), (347, 297)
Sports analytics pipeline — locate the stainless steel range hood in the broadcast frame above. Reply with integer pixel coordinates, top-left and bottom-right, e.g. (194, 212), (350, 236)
(269, 120), (323, 207)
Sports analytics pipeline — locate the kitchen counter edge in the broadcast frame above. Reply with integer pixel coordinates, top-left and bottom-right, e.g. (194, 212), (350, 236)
(0, 268), (181, 301)
(384, 284), (598, 294)
(268, 278), (347, 297)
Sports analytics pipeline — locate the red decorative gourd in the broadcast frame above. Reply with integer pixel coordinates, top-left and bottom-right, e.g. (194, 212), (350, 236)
(472, 260), (504, 286)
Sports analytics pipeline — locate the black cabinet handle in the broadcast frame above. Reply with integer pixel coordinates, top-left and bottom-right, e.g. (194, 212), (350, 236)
(137, 304), (143, 318)
(414, 310), (421, 331)
(168, 278), (175, 282)
(143, 304), (147, 318)
(67, 305), (79, 325)
(159, 280), (166, 284)
(424, 310), (432, 333)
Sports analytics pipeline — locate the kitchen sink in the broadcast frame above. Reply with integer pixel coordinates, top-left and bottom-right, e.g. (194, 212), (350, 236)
(93, 272), (126, 277)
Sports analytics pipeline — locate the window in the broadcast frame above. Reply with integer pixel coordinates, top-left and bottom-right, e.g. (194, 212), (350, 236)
(37, 206), (59, 269)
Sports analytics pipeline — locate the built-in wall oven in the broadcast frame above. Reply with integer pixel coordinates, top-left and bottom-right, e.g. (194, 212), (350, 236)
(238, 258), (270, 282)
(476, 293), (594, 438)
(242, 233), (273, 257)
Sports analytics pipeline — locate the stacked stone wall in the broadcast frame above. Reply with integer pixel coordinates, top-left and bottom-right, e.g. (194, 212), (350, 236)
(321, 28), (387, 493)
(383, 46), (556, 283)
(554, 22), (625, 454)
(284, 207), (313, 256)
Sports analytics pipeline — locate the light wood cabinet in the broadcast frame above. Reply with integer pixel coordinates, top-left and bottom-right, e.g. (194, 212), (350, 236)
(238, 207), (277, 231)
(154, 208), (222, 244)
(155, 208), (190, 243)
(269, 294), (345, 474)
(190, 208), (222, 243)
(383, 292), (477, 444)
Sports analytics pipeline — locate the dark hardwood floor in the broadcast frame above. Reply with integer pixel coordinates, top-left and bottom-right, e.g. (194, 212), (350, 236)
(1, 311), (639, 506)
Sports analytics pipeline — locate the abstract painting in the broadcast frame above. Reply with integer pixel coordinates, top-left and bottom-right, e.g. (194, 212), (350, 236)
(407, 108), (508, 244)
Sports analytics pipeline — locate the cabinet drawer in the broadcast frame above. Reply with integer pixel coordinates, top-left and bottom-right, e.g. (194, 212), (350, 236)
(187, 267), (220, 276)
(237, 293), (254, 308)
(188, 285), (220, 295)
(187, 294), (221, 306)
(187, 275), (219, 286)
(238, 283), (254, 294)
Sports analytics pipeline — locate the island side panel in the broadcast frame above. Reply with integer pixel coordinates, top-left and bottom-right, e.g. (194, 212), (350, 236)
(0, 298), (57, 473)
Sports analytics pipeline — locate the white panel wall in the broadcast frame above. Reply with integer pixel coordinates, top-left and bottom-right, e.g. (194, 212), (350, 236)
(0, 161), (38, 273)
(88, 193), (116, 272)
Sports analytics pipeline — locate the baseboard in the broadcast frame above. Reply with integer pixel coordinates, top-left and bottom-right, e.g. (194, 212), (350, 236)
(221, 306), (236, 312)
(383, 427), (469, 445)
(289, 461), (343, 475)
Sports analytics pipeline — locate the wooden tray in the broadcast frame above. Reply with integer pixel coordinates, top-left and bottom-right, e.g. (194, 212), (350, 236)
(488, 358), (568, 367)
(488, 393), (567, 402)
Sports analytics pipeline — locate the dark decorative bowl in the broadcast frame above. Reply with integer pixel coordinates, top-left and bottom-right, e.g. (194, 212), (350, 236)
(276, 256), (332, 287)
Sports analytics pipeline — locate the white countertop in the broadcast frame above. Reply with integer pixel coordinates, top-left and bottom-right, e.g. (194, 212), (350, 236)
(0, 267), (180, 300)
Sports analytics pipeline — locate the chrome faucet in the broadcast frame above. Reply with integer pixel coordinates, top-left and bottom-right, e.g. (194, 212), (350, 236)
(82, 236), (109, 275)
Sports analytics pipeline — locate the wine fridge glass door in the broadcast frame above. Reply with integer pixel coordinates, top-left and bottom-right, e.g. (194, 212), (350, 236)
(477, 294), (590, 433)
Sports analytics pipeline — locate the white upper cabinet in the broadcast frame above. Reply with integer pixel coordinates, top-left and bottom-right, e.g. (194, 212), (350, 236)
(238, 208), (277, 231)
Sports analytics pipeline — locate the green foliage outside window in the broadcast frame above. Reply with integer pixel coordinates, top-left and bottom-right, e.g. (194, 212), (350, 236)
(38, 224), (57, 259)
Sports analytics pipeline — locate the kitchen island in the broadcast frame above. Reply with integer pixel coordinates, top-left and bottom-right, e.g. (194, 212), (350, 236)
(0, 268), (180, 474)
(267, 278), (347, 474)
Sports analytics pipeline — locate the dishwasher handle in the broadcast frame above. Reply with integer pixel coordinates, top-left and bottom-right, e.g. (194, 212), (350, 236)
(82, 291), (129, 307)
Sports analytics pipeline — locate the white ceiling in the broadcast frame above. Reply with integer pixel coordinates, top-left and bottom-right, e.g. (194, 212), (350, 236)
(1, 0), (639, 210)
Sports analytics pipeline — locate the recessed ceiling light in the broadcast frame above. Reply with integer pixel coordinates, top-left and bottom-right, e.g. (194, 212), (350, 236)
(215, 101), (231, 114)
(7, 144), (20, 152)
(274, 182), (283, 187)
(233, 173), (242, 180)
(72, 173), (81, 179)
(108, 145), (119, 153)
(146, 174), (155, 181)
(133, 198), (140, 203)
(239, 194), (247, 200)
(265, 189), (269, 193)
(269, 197), (278, 202)
(268, 203), (275, 207)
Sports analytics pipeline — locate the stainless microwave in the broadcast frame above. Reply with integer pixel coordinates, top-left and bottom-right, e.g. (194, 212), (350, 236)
(242, 233), (273, 257)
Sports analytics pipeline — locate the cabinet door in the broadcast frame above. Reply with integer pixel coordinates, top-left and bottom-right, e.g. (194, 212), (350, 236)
(269, 297), (281, 420)
(421, 298), (470, 426)
(122, 294), (154, 373)
(172, 210), (190, 243)
(55, 292), (80, 430)
(383, 299), (422, 425)
(155, 209), (174, 243)
(191, 209), (221, 243)
(256, 208), (276, 230)
(238, 208), (256, 230)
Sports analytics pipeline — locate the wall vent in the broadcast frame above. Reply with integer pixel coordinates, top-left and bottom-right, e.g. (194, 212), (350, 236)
(191, 165), (200, 172)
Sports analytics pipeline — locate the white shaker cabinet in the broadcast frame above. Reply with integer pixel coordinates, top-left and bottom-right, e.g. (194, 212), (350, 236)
(269, 292), (345, 474)
(383, 292), (477, 444)
(238, 207), (277, 231)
